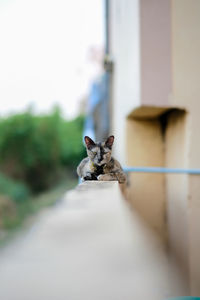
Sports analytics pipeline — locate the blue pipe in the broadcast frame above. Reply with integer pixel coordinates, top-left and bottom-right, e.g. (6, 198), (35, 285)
(123, 167), (200, 175)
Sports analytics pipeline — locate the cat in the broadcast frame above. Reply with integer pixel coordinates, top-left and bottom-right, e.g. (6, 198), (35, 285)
(77, 135), (126, 183)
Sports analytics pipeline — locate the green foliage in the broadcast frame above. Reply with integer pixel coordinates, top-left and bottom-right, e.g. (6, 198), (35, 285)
(59, 116), (85, 167)
(0, 172), (29, 203)
(0, 109), (83, 237)
(0, 171), (30, 231)
(0, 109), (85, 192)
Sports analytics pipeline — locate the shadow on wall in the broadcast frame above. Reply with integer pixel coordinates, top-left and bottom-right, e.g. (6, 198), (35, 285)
(126, 107), (187, 246)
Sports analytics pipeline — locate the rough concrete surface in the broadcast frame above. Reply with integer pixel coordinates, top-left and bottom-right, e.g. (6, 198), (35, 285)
(0, 181), (187, 300)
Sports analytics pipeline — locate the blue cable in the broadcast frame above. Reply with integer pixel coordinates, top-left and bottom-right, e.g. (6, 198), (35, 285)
(123, 166), (200, 175)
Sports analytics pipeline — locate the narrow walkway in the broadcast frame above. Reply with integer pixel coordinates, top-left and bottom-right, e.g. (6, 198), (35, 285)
(0, 181), (187, 300)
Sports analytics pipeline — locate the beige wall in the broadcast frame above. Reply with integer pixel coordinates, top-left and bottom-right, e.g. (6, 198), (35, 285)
(171, 0), (200, 108)
(126, 116), (166, 237)
(171, 0), (200, 294)
(126, 107), (191, 289)
(165, 111), (189, 274)
(109, 0), (200, 294)
(110, 0), (172, 163)
(109, 0), (140, 165)
(140, 0), (171, 106)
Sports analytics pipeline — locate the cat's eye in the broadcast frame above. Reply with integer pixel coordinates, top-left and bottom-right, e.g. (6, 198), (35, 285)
(93, 152), (97, 155)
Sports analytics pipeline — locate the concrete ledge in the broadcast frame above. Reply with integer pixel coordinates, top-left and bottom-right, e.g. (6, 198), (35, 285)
(0, 181), (188, 300)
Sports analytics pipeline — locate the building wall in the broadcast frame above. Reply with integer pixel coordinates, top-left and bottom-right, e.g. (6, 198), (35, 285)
(126, 116), (166, 237)
(165, 110), (189, 276)
(109, 0), (140, 165)
(171, 0), (200, 294)
(109, 0), (200, 294)
(109, 0), (171, 238)
(140, 0), (171, 106)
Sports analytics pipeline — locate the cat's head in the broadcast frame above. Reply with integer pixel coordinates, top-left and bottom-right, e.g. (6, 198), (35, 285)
(84, 135), (114, 166)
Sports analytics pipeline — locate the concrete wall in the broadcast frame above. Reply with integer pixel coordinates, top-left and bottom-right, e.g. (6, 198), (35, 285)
(126, 116), (166, 237)
(109, 0), (172, 163)
(126, 108), (191, 282)
(171, 0), (200, 294)
(140, 0), (171, 106)
(109, 0), (200, 294)
(109, 0), (140, 165)
(165, 110), (189, 275)
(171, 0), (200, 109)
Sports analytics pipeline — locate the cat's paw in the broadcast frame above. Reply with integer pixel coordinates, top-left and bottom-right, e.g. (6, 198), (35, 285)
(97, 174), (110, 181)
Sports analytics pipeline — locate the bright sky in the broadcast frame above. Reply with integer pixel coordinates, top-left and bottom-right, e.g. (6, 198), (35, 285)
(0, 0), (104, 118)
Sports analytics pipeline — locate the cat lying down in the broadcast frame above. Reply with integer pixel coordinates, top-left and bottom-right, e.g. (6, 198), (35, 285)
(77, 135), (126, 183)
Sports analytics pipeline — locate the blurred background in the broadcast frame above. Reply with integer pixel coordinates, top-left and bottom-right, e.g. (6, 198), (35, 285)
(0, 0), (105, 232)
(0, 0), (200, 298)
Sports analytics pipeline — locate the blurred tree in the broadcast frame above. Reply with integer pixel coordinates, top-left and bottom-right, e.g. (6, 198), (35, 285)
(0, 109), (85, 192)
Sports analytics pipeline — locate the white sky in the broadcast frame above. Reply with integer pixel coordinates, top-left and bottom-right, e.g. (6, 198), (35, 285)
(0, 0), (104, 118)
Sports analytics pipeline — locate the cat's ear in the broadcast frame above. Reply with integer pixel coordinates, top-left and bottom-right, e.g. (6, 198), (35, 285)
(84, 136), (96, 149)
(105, 135), (114, 149)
